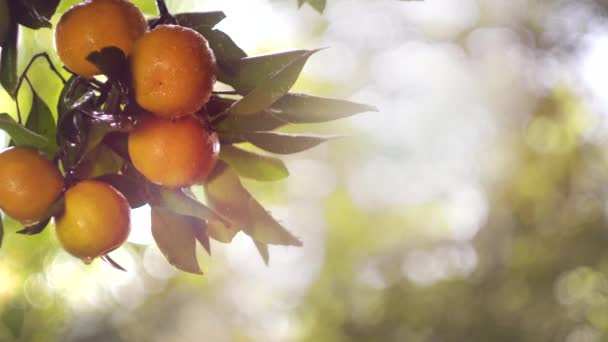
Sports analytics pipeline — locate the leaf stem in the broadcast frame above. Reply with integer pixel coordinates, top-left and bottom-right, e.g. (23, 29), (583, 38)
(152, 0), (177, 27)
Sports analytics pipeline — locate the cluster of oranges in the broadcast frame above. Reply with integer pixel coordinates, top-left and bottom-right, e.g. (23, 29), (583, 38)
(0, 0), (220, 263)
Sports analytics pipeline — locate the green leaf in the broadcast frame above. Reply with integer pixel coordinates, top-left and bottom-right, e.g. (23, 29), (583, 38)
(186, 27), (246, 75)
(254, 239), (270, 265)
(77, 113), (132, 165)
(57, 76), (96, 117)
(220, 144), (289, 181)
(151, 207), (202, 275)
(2, 304), (25, 339)
(227, 49), (320, 116)
(207, 219), (240, 243)
(86, 47), (129, 95)
(0, 113), (49, 149)
(215, 109), (287, 132)
(25, 86), (57, 157)
(298, 0), (326, 13)
(95, 174), (147, 209)
(0, 216), (4, 249)
(16, 196), (64, 235)
(175, 11), (226, 30)
(233, 131), (338, 154)
(0, 18), (18, 96)
(220, 49), (313, 94)
(155, 187), (229, 227)
(192, 219), (211, 255)
(271, 93), (377, 123)
(13, 0), (60, 29)
(205, 162), (302, 246)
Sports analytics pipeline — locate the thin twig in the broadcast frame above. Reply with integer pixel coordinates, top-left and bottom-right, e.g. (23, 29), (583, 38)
(213, 90), (239, 95)
(11, 52), (66, 98)
(152, 0), (177, 27)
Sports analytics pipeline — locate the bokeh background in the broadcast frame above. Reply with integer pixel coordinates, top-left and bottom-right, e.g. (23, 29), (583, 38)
(3, 0), (608, 340)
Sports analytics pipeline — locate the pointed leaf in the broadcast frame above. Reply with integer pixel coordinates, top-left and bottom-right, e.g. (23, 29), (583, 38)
(215, 110), (286, 132)
(206, 219), (240, 243)
(205, 162), (302, 246)
(192, 220), (211, 255)
(13, 0), (60, 29)
(271, 93), (377, 123)
(0, 19), (18, 96)
(237, 131), (338, 154)
(102, 255), (127, 272)
(0, 113), (49, 149)
(151, 207), (202, 275)
(175, 11), (226, 30)
(227, 49), (320, 116)
(16, 217), (51, 235)
(220, 144), (289, 181)
(156, 187), (229, 226)
(254, 240), (270, 265)
(182, 26), (246, 76)
(25, 86), (57, 157)
(299, 0), (326, 13)
(220, 50), (313, 94)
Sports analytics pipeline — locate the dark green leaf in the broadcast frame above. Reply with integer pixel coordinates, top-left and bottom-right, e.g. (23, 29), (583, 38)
(16, 196), (64, 235)
(156, 187), (229, 227)
(0, 113), (49, 149)
(227, 49), (320, 116)
(86, 47), (129, 95)
(220, 144), (289, 181)
(0, 0), (9, 46)
(220, 50), (311, 94)
(298, 0), (326, 13)
(205, 161), (302, 246)
(151, 207), (202, 275)
(192, 219), (211, 255)
(95, 174), (147, 209)
(0, 18), (18, 96)
(271, 93), (377, 123)
(77, 113), (132, 165)
(57, 76), (96, 117)
(214, 109), (287, 132)
(236, 131), (338, 154)
(25, 86), (57, 157)
(2, 304), (25, 338)
(254, 239), (270, 265)
(73, 144), (124, 179)
(13, 0), (60, 29)
(184, 27), (246, 75)
(175, 11), (226, 30)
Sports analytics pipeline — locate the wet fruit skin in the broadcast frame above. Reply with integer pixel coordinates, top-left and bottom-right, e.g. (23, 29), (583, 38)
(128, 115), (220, 187)
(55, 180), (131, 263)
(130, 24), (217, 118)
(54, 0), (147, 78)
(0, 147), (64, 223)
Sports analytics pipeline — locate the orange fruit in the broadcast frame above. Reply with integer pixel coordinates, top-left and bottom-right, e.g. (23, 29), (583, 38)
(55, 180), (131, 264)
(0, 147), (64, 223)
(130, 24), (217, 118)
(128, 115), (219, 187)
(55, 0), (147, 78)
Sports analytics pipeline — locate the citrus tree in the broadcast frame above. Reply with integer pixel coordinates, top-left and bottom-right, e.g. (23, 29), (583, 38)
(0, 0), (374, 273)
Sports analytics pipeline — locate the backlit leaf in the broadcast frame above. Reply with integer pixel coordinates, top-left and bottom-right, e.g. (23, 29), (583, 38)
(206, 219), (240, 243)
(220, 144), (289, 181)
(0, 113), (49, 150)
(25, 86), (57, 157)
(237, 131), (338, 154)
(151, 207), (202, 275)
(254, 239), (270, 265)
(271, 93), (378, 123)
(227, 49), (320, 116)
(220, 49), (313, 94)
(298, 0), (326, 13)
(205, 162), (302, 246)
(156, 187), (229, 227)
(181, 25), (246, 76)
(192, 219), (211, 255)
(0, 19), (18, 96)
(214, 110), (286, 132)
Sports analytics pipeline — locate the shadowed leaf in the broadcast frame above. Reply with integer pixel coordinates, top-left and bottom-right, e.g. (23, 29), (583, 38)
(254, 239), (270, 265)
(151, 207), (202, 275)
(0, 218), (4, 249)
(205, 161), (302, 246)
(271, 93), (378, 123)
(2, 303), (24, 339)
(192, 219), (211, 255)
(95, 174), (147, 209)
(227, 49), (321, 115)
(0, 113), (49, 150)
(234, 131), (338, 154)
(181, 25), (246, 76)
(206, 219), (240, 243)
(0, 19), (18, 96)
(175, 11), (226, 30)
(57, 76), (96, 117)
(86, 47), (129, 95)
(14, 0), (60, 29)
(77, 113), (132, 165)
(220, 144), (289, 181)
(25, 86), (57, 157)
(215, 110), (287, 132)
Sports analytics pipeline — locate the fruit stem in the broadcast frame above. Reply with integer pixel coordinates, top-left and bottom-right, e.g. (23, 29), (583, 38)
(153, 0), (177, 27)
